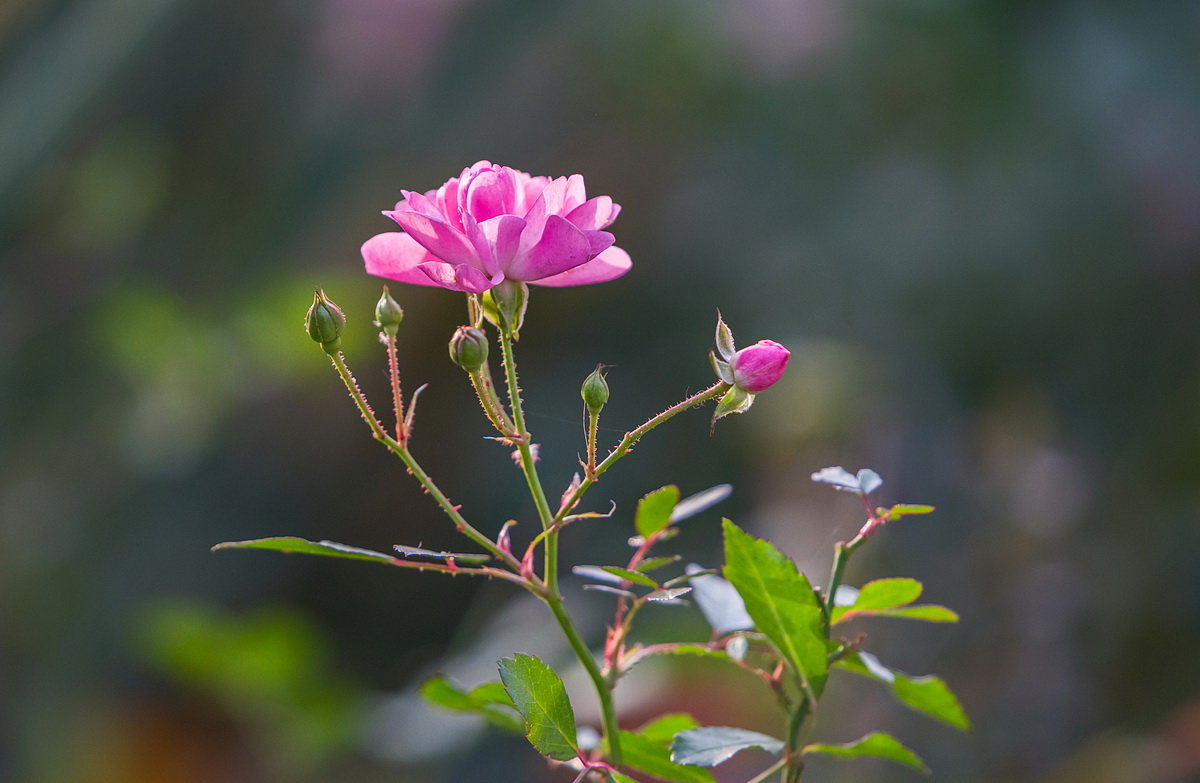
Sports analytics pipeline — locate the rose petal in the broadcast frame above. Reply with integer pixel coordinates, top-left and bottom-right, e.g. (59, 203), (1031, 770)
(417, 262), (495, 293)
(532, 246), (632, 287)
(566, 196), (615, 231)
(464, 167), (517, 221)
(585, 229), (615, 257)
(562, 174), (587, 212)
(398, 189), (442, 220)
(388, 211), (479, 267)
(362, 232), (443, 287)
(479, 214), (526, 269)
(522, 176), (569, 229)
(506, 214), (593, 281)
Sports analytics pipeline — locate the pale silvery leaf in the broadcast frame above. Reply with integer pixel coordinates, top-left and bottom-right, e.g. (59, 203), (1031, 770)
(671, 484), (733, 523)
(810, 466), (884, 496)
(810, 466), (860, 492)
(647, 587), (693, 602)
(726, 635), (749, 661)
(672, 727), (785, 767)
(858, 651), (896, 683)
(856, 469), (883, 495)
(833, 585), (860, 607)
(572, 565), (624, 584)
(687, 564), (754, 634)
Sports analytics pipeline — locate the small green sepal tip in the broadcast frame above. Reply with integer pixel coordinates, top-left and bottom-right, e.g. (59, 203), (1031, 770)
(306, 288), (345, 355)
(581, 365), (610, 415)
(485, 280), (529, 338)
(449, 325), (489, 372)
(374, 286), (404, 336)
(712, 384), (754, 427)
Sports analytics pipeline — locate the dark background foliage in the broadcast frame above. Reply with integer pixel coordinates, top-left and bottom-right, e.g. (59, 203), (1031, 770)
(2, 1), (1198, 781)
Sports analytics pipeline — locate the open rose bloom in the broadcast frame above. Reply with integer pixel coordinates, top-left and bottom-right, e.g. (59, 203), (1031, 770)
(362, 161), (630, 293)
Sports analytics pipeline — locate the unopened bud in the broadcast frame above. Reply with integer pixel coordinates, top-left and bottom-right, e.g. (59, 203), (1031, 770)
(374, 286), (404, 336)
(730, 340), (790, 393)
(449, 326), (489, 372)
(306, 288), (345, 355)
(580, 365), (609, 415)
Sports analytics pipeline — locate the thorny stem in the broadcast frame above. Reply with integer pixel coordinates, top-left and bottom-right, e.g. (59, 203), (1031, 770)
(382, 554), (532, 589)
(327, 351), (521, 573)
(585, 407), (599, 477)
(554, 381), (729, 526)
(385, 335), (407, 444)
(603, 530), (659, 678)
(468, 362), (516, 436)
(497, 331), (624, 766)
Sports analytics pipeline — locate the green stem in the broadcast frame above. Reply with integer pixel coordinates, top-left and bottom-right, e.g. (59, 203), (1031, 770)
(547, 594), (624, 766)
(783, 695), (811, 782)
(496, 332), (623, 765)
(823, 533), (865, 629)
(327, 351), (520, 573)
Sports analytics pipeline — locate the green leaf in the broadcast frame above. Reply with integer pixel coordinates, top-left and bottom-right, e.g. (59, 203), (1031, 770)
(832, 578), (921, 623)
(617, 730), (715, 782)
(671, 726), (785, 767)
(600, 566), (660, 588)
(468, 681), (514, 707)
(804, 732), (928, 772)
(866, 605), (959, 623)
(636, 555), (682, 573)
(420, 676), (476, 711)
(608, 773), (639, 783)
(498, 654), (579, 761)
(885, 504), (935, 519)
(722, 520), (827, 694)
(852, 578), (923, 610)
(833, 579), (957, 624)
(638, 713), (701, 746)
(419, 676), (522, 733)
(835, 652), (970, 731)
(212, 537), (396, 564)
(893, 674), (971, 730)
(637, 486), (680, 539)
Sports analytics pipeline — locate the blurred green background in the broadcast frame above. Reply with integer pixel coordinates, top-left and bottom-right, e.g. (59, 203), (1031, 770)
(3, 0), (1199, 781)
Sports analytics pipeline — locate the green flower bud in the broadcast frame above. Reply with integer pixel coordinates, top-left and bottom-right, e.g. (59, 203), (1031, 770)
(374, 286), (404, 336)
(581, 365), (610, 415)
(449, 326), (489, 372)
(306, 288), (345, 355)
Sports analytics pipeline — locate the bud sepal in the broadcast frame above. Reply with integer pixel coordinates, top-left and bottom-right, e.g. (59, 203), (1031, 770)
(712, 384), (755, 427)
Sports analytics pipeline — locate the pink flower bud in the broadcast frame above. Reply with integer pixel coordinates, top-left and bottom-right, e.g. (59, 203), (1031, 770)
(730, 340), (790, 393)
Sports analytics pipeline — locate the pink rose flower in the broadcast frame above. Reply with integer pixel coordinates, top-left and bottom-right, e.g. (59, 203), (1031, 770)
(361, 161), (631, 293)
(730, 340), (790, 393)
